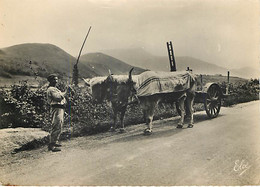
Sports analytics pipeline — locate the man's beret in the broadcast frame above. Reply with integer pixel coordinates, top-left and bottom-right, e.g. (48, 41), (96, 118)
(47, 74), (58, 82)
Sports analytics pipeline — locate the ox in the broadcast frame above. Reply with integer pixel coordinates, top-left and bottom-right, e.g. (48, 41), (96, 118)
(83, 69), (136, 132)
(85, 68), (196, 135)
(130, 69), (196, 134)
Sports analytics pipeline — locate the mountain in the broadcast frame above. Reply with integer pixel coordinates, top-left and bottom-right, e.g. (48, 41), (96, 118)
(102, 48), (257, 78)
(0, 43), (98, 78)
(0, 44), (145, 80)
(80, 53), (145, 76)
(101, 48), (170, 72)
(175, 56), (228, 76)
(230, 67), (259, 79)
(102, 48), (228, 75)
(0, 44), (256, 81)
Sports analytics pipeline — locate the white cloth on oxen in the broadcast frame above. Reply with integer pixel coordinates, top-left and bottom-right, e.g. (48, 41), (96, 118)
(134, 71), (194, 97)
(88, 76), (107, 87)
(88, 75), (133, 87)
(87, 71), (195, 97)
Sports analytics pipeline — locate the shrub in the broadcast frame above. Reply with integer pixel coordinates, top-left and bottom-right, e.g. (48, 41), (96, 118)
(0, 81), (49, 129)
(221, 79), (259, 106)
(0, 78), (258, 137)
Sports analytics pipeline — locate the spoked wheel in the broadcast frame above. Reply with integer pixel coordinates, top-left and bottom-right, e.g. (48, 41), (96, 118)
(204, 84), (222, 118)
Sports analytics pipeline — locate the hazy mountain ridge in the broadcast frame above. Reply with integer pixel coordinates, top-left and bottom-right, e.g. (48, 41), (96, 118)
(102, 48), (258, 78)
(0, 44), (257, 81)
(230, 67), (259, 79)
(80, 53), (145, 76)
(102, 48), (170, 72)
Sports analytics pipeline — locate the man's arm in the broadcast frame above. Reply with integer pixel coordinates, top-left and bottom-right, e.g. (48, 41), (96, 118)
(48, 88), (64, 102)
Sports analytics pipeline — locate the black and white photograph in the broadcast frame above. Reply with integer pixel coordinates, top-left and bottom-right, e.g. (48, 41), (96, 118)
(0, 0), (259, 185)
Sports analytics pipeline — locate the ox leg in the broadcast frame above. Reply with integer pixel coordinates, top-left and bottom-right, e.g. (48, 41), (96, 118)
(142, 99), (157, 135)
(186, 93), (195, 128)
(144, 114), (154, 134)
(176, 95), (186, 129)
(119, 106), (127, 133)
(143, 110), (146, 122)
(110, 108), (117, 132)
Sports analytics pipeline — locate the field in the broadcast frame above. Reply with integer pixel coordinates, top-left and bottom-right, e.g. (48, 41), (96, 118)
(0, 74), (258, 138)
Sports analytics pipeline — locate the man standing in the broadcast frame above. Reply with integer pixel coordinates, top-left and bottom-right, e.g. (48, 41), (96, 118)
(46, 74), (67, 152)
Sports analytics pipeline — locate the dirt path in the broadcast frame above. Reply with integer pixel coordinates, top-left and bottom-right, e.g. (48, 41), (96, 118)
(0, 101), (259, 186)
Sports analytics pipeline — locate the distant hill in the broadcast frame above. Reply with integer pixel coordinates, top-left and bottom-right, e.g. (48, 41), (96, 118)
(102, 48), (229, 75)
(102, 48), (170, 72)
(80, 53), (146, 76)
(230, 67), (259, 79)
(0, 44), (145, 80)
(0, 43), (98, 78)
(102, 48), (258, 78)
(0, 44), (256, 83)
(175, 56), (228, 76)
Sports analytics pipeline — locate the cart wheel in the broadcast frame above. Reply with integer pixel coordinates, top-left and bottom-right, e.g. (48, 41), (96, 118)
(204, 84), (222, 118)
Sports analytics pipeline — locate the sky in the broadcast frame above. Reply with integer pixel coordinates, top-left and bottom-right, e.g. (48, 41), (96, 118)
(0, 0), (259, 70)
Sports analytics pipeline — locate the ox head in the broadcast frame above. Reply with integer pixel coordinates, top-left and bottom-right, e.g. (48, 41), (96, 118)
(88, 68), (136, 105)
(104, 68), (136, 106)
(83, 76), (111, 104)
(91, 78), (115, 104)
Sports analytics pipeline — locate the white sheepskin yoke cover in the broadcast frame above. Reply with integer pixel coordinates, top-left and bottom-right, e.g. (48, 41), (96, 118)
(89, 75), (131, 87)
(88, 76), (107, 87)
(134, 71), (195, 97)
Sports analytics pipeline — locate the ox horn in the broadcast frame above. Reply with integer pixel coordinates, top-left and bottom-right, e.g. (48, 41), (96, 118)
(129, 67), (134, 80)
(107, 69), (114, 82)
(82, 78), (90, 87)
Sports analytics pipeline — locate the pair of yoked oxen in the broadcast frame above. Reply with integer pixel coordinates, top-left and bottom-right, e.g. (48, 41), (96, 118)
(84, 68), (196, 135)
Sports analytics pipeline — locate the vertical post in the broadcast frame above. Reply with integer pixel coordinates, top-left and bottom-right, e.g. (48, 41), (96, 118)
(73, 26), (92, 86)
(226, 71), (230, 94)
(166, 42), (172, 71)
(200, 74), (203, 90)
(166, 41), (177, 71)
(186, 67), (192, 72)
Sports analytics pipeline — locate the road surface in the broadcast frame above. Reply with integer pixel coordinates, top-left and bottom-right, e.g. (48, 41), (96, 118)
(0, 101), (259, 186)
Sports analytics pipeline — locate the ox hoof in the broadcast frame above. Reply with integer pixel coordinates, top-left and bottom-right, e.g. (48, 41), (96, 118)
(187, 124), (194, 128)
(176, 124), (183, 129)
(143, 129), (152, 135)
(119, 128), (126, 133)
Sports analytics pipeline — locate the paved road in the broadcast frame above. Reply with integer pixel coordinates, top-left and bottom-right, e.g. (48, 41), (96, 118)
(1, 101), (260, 186)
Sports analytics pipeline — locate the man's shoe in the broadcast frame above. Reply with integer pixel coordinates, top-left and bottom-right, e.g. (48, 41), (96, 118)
(48, 143), (54, 151)
(48, 143), (61, 152)
(48, 146), (61, 152)
(187, 124), (194, 128)
(54, 143), (62, 147)
(50, 147), (61, 152)
(176, 124), (183, 129)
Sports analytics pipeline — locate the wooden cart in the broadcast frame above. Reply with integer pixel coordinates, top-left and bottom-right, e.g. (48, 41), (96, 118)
(167, 41), (229, 118)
